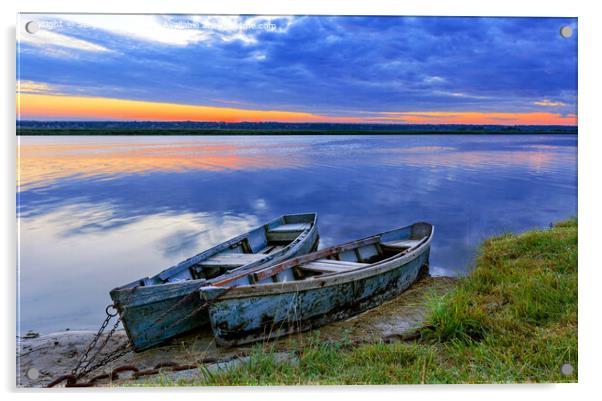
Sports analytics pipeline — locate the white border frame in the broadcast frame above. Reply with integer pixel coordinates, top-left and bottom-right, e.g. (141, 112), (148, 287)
(3, 1), (600, 400)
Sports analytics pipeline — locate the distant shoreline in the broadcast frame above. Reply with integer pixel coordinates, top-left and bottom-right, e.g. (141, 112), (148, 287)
(16, 128), (578, 136)
(16, 121), (578, 136)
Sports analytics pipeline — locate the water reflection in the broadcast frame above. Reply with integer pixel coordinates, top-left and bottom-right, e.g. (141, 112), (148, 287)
(17, 135), (577, 334)
(18, 138), (311, 191)
(18, 205), (259, 333)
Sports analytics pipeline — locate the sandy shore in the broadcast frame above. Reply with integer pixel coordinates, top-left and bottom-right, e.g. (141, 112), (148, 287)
(17, 275), (456, 387)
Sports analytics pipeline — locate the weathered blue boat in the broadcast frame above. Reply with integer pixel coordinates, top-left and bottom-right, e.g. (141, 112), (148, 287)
(110, 213), (319, 351)
(200, 222), (433, 347)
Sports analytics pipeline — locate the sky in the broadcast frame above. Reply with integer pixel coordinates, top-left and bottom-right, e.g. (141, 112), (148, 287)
(17, 15), (578, 125)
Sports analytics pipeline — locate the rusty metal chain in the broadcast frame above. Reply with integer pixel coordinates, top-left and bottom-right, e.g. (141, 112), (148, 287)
(48, 281), (234, 387)
(47, 354), (249, 387)
(70, 304), (125, 379)
(77, 341), (131, 379)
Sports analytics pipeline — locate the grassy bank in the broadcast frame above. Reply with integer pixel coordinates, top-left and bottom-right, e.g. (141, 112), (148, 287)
(150, 219), (578, 385)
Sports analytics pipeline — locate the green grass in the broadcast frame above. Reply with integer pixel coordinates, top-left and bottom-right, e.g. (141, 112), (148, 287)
(142, 219), (578, 385)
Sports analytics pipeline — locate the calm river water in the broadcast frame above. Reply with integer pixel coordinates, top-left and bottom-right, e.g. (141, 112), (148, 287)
(17, 134), (577, 334)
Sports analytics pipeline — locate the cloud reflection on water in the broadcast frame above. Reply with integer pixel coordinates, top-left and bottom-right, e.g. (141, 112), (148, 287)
(16, 135), (577, 334)
(18, 139), (311, 191)
(18, 204), (259, 333)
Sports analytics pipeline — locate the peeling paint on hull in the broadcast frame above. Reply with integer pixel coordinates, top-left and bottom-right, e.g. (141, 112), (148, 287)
(111, 214), (319, 351)
(207, 243), (431, 348)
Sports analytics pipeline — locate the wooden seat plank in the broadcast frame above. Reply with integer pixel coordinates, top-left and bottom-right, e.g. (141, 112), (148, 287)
(269, 223), (311, 233)
(301, 259), (369, 274)
(381, 239), (423, 249)
(300, 262), (348, 274)
(199, 253), (266, 268)
(256, 244), (287, 254)
(265, 245), (285, 254)
(316, 259), (368, 268)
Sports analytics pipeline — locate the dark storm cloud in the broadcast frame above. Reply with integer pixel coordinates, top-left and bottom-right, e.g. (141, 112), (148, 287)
(18, 15), (577, 116)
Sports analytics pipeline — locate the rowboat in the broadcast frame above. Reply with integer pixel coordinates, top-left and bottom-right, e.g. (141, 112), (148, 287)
(200, 222), (433, 347)
(110, 213), (319, 351)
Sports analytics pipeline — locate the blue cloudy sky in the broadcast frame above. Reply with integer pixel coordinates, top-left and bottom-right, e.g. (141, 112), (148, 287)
(17, 15), (577, 124)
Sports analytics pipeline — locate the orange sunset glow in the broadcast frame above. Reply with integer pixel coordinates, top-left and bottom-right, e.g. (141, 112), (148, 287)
(374, 111), (577, 125)
(17, 93), (364, 123)
(17, 141), (309, 190)
(17, 93), (576, 125)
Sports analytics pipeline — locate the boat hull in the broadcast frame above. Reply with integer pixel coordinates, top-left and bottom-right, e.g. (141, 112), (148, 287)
(206, 244), (430, 347)
(112, 220), (319, 351)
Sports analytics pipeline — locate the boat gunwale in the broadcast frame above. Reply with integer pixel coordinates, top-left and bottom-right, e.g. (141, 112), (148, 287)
(203, 222), (434, 300)
(109, 212), (318, 302)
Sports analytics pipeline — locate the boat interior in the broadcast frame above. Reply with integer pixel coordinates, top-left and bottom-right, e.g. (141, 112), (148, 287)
(111, 214), (317, 291)
(151, 214), (316, 285)
(218, 222), (432, 287)
(189, 222), (312, 281)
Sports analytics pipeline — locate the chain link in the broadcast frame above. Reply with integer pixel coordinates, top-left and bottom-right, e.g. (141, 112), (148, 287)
(53, 284), (231, 386)
(70, 304), (127, 379)
(77, 342), (132, 379)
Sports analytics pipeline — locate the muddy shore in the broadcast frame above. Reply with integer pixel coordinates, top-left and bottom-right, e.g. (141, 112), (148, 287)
(17, 275), (456, 387)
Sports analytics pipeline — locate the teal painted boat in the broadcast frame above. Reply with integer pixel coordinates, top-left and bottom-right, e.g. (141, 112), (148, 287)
(200, 222), (433, 347)
(110, 213), (319, 351)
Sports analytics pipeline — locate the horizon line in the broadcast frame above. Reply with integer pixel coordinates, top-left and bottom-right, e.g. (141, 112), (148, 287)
(17, 120), (578, 128)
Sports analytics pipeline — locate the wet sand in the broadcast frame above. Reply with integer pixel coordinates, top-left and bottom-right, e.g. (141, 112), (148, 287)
(17, 275), (456, 387)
